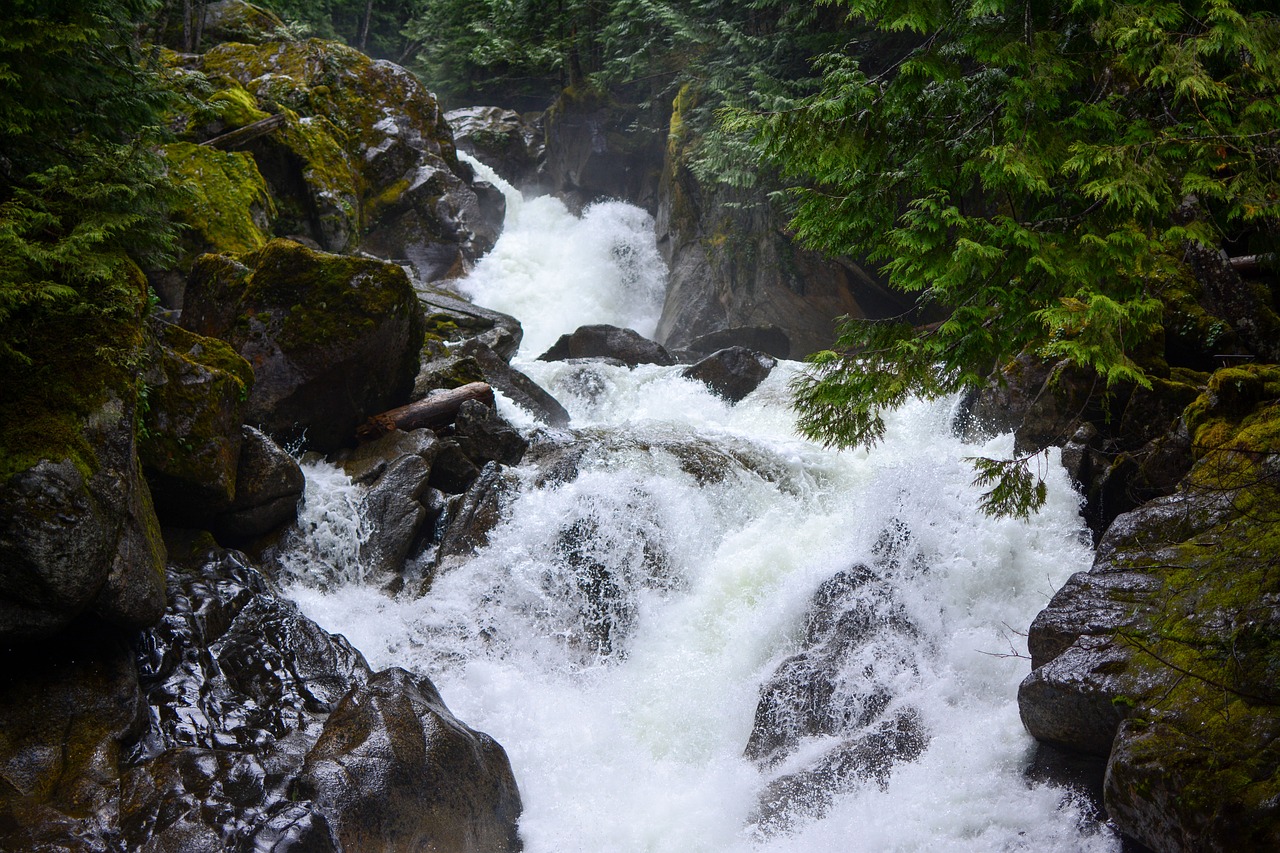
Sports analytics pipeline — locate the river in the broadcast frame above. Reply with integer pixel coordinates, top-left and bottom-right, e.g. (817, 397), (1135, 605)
(281, 157), (1120, 853)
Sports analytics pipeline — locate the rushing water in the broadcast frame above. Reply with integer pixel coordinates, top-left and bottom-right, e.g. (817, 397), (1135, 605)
(283, 162), (1120, 852)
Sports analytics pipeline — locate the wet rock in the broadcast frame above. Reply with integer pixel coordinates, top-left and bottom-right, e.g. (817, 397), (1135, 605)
(429, 441), (483, 494)
(433, 463), (518, 576)
(538, 324), (674, 367)
(140, 319), (254, 524)
(334, 429), (440, 580)
(688, 326), (791, 360)
(181, 239), (425, 453)
(212, 425), (306, 543)
(453, 400), (528, 468)
(751, 710), (928, 835)
(1019, 367), (1280, 850)
(745, 565), (920, 765)
(0, 622), (146, 853)
(681, 346), (776, 403)
(297, 667), (523, 853)
(112, 534), (522, 851)
(446, 106), (543, 191)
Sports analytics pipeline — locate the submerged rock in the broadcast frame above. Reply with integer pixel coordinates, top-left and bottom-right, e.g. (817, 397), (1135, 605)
(681, 346), (776, 403)
(538, 324), (674, 367)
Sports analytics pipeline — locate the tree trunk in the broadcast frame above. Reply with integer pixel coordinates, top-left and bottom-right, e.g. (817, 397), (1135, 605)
(357, 0), (375, 52)
(356, 383), (495, 442)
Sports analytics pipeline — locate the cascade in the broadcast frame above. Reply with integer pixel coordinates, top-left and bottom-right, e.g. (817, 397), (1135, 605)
(282, 160), (1121, 852)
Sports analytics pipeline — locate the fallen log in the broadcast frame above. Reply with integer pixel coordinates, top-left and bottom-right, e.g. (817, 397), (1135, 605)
(200, 114), (286, 150)
(356, 382), (495, 442)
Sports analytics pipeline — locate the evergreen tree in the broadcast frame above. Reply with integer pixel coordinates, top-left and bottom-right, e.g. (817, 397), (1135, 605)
(0, 0), (175, 363)
(729, 0), (1280, 514)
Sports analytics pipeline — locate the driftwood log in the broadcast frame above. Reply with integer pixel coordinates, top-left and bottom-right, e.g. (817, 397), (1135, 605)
(356, 382), (495, 442)
(201, 114), (286, 150)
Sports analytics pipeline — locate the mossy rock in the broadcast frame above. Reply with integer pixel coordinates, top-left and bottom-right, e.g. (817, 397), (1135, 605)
(0, 258), (166, 639)
(195, 39), (500, 278)
(180, 239), (425, 452)
(162, 141), (277, 272)
(139, 320), (254, 523)
(1022, 365), (1280, 850)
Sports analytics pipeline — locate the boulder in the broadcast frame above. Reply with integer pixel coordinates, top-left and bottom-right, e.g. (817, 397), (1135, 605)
(298, 667), (524, 853)
(336, 429), (441, 580)
(198, 39), (503, 281)
(538, 324), (674, 367)
(681, 346), (776, 403)
(181, 239), (426, 453)
(0, 260), (166, 641)
(446, 105), (544, 191)
(419, 287), (524, 360)
(432, 463), (519, 578)
(110, 533), (522, 852)
(1018, 365), (1280, 851)
(212, 425), (306, 543)
(155, 141), (276, 307)
(139, 319), (255, 525)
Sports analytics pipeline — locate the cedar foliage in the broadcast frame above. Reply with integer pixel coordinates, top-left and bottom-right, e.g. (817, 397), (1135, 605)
(727, 0), (1280, 515)
(0, 0), (176, 367)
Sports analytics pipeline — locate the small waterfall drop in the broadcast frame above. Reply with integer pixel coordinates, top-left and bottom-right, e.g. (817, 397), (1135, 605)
(456, 153), (667, 357)
(281, 163), (1120, 852)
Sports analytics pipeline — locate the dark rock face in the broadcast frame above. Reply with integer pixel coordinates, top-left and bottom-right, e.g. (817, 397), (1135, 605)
(446, 106), (544, 192)
(542, 87), (664, 214)
(687, 326), (792, 360)
(681, 346), (776, 403)
(182, 239), (425, 453)
(213, 425), (306, 543)
(1, 534), (521, 853)
(1018, 365), (1280, 852)
(538, 324), (674, 367)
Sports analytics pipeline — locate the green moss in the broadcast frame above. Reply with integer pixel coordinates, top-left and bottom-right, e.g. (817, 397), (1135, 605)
(207, 84), (270, 128)
(0, 258), (149, 483)
(237, 238), (415, 351)
(163, 142), (276, 263)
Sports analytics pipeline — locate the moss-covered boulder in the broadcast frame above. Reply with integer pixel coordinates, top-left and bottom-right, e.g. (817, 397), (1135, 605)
(0, 259), (166, 641)
(1019, 364), (1280, 851)
(157, 142), (277, 306)
(195, 39), (503, 281)
(139, 319), (254, 526)
(181, 239), (425, 453)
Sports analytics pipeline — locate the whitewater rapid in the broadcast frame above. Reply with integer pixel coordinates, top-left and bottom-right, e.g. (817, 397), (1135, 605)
(283, 160), (1119, 852)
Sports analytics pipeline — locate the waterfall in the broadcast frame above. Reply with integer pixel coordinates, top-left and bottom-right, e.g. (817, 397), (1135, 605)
(282, 162), (1120, 852)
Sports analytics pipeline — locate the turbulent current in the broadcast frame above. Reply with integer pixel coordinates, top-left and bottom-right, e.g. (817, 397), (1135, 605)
(283, 159), (1121, 852)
